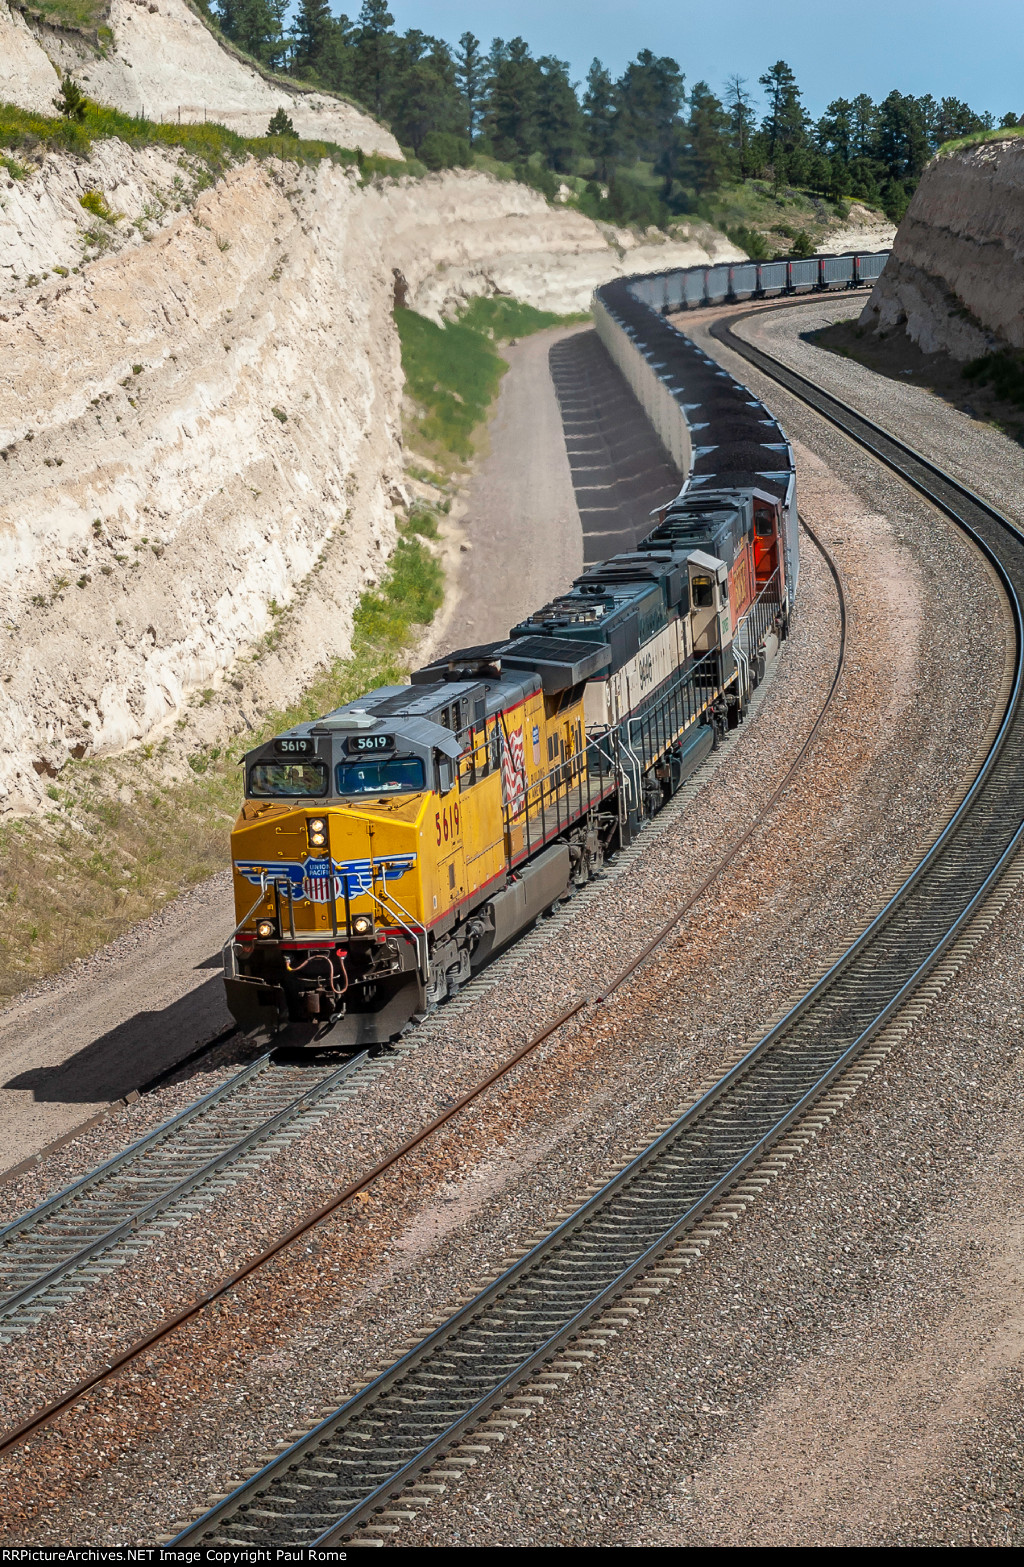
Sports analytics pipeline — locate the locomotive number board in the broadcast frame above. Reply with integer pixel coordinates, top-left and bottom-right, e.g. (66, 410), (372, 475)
(273, 737), (315, 756)
(343, 733), (395, 755)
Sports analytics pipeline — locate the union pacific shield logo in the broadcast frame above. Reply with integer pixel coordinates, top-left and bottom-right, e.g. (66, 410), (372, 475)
(303, 858), (335, 903)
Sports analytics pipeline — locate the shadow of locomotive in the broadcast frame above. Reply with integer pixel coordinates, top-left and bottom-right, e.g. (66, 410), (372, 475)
(548, 330), (682, 563)
(4, 963), (244, 1105)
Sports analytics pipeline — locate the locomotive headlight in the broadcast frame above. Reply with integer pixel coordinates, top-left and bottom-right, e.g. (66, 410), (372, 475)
(308, 818), (325, 832)
(309, 831), (326, 847)
(352, 914), (373, 936)
(256, 920), (275, 938)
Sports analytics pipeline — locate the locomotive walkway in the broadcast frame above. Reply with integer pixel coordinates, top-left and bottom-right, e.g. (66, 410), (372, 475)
(167, 318), (1024, 1549)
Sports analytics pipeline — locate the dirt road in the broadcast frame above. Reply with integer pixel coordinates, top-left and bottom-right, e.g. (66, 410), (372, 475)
(425, 325), (585, 656)
(0, 326), (586, 1178)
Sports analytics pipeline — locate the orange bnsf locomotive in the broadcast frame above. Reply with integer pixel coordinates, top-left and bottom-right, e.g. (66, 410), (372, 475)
(224, 486), (792, 1047)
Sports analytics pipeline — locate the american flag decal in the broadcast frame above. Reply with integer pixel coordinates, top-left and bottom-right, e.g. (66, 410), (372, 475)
(501, 721), (526, 811)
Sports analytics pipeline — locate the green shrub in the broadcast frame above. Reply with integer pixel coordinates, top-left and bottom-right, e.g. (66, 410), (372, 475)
(726, 223), (770, 261)
(419, 131), (471, 171)
(79, 188), (118, 223)
(405, 507), (439, 539)
(513, 158), (558, 201)
(964, 350), (1024, 406)
(267, 108), (296, 137)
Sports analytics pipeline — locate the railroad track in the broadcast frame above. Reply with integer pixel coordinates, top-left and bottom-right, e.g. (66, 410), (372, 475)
(0, 1049), (385, 1342)
(170, 314), (1024, 1550)
(0, 507), (843, 1481)
(0, 703), (765, 1352)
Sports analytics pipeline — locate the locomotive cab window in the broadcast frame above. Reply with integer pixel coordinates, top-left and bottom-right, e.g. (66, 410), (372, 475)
(692, 575), (715, 608)
(755, 512), (776, 538)
(248, 760), (328, 797)
(335, 757), (425, 795)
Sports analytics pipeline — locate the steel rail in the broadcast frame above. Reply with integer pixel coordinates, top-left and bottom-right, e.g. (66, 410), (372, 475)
(174, 329), (1024, 1551)
(0, 1052), (369, 1328)
(0, 1052), (273, 1247)
(0, 520), (846, 1466)
(0, 1051), (375, 1340)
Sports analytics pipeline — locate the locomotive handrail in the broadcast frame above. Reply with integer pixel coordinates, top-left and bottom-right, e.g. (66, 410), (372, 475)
(733, 568), (783, 665)
(372, 883), (429, 982)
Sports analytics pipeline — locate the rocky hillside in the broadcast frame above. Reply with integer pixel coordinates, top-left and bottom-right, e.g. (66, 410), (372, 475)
(0, 114), (739, 815)
(0, 0), (399, 151)
(859, 134), (1024, 358)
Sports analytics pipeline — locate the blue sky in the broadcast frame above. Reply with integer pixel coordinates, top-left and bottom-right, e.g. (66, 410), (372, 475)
(380, 0), (1022, 119)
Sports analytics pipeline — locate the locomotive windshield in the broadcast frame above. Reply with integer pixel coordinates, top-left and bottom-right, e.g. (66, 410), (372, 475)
(336, 757), (426, 795)
(248, 760), (329, 797)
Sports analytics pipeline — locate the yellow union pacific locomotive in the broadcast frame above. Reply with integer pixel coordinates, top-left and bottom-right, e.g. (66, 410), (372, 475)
(224, 487), (789, 1046)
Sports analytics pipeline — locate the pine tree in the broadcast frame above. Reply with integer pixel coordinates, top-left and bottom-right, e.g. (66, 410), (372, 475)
(389, 32), (462, 156)
(455, 31), (484, 142)
(758, 60), (809, 187)
(267, 107), (296, 136)
(933, 96), (986, 147)
(291, 0), (334, 77)
(218, 0), (281, 66)
(876, 90), (930, 183)
(724, 74), (756, 178)
(352, 0), (396, 118)
(53, 72), (87, 122)
(583, 59), (618, 181)
(616, 50), (684, 170)
(679, 81), (731, 194)
(850, 94), (877, 160)
(484, 37), (539, 163)
(817, 98), (855, 164)
(535, 56), (582, 173)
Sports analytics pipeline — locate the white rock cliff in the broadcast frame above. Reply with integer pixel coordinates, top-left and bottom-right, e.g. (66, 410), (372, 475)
(0, 129), (738, 813)
(860, 137), (1024, 359)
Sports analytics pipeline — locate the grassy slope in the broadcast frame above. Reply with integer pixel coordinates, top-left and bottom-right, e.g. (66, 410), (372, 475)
(18, 0), (110, 34)
(0, 100), (409, 179)
(937, 125), (1024, 156)
(396, 297), (586, 465)
(0, 298), (584, 998)
(690, 179), (884, 258)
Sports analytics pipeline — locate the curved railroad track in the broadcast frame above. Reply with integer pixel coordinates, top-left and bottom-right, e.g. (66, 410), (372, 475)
(0, 512), (844, 1472)
(169, 307), (1024, 1550)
